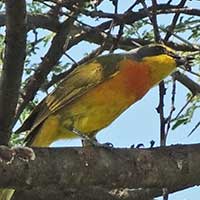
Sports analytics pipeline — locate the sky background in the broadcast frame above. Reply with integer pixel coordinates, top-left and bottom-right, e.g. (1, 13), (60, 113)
(6, 0), (200, 199)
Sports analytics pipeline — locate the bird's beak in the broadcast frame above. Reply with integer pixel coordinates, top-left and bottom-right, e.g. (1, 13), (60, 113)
(173, 53), (194, 70)
(174, 55), (186, 66)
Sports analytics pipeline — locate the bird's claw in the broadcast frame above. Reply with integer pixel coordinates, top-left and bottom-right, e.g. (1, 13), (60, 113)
(72, 127), (113, 149)
(92, 141), (113, 149)
(130, 143), (144, 148)
(82, 138), (113, 149)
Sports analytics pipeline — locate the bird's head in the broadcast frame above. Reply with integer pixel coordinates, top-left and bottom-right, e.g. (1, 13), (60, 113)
(128, 44), (193, 85)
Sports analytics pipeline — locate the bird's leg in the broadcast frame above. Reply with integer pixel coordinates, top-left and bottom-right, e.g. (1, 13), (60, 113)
(71, 128), (113, 148)
(81, 136), (98, 147)
(71, 127), (92, 142)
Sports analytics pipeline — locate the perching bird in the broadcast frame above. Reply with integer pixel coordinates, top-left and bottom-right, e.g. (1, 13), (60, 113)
(16, 43), (186, 147)
(0, 44), (189, 200)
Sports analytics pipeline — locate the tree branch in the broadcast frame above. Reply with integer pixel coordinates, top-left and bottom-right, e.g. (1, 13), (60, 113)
(0, 0), (26, 145)
(12, 185), (192, 200)
(164, 0), (187, 41)
(172, 71), (200, 95)
(14, 12), (78, 123)
(0, 13), (199, 52)
(0, 144), (200, 194)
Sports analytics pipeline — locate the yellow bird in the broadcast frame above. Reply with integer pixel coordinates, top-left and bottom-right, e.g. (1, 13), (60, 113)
(0, 44), (188, 200)
(17, 43), (185, 147)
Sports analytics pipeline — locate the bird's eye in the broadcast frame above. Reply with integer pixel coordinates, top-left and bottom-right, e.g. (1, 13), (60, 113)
(166, 51), (177, 58)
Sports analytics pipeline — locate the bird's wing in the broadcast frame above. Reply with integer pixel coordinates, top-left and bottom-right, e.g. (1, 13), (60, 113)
(16, 54), (124, 133)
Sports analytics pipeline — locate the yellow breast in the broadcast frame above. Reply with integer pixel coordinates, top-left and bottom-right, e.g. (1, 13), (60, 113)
(31, 59), (152, 146)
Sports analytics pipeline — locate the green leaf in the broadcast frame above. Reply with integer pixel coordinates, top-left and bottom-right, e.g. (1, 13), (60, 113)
(172, 117), (189, 130)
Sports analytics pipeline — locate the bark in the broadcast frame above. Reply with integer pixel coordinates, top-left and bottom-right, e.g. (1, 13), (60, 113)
(0, 0), (26, 144)
(0, 14), (198, 52)
(0, 144), (200, 200)
(172, 71), (200, 95)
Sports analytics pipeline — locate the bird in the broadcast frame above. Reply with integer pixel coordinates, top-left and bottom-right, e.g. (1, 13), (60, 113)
(0, 44), (189, 200)
(15, 43), (186, 147)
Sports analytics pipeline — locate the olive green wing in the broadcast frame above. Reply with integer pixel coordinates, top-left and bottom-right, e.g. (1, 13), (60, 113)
(16, 54), (124, 134)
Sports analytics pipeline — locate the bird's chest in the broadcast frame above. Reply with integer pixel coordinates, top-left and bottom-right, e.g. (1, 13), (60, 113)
(64, 62), (151, 132)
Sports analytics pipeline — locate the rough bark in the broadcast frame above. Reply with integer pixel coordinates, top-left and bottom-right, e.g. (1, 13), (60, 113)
(0, 144), (200, 200)
(0, 0), (26, 144)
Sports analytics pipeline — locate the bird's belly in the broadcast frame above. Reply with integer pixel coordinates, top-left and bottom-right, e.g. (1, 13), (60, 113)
(59, 80), (143, 137)
(66, 97), (132, 134)
(33, 62), (151, 145)
(31, 95), (131, 147)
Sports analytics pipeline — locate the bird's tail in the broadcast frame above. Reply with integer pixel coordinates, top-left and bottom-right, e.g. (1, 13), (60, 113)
(0, 189), (15, 200)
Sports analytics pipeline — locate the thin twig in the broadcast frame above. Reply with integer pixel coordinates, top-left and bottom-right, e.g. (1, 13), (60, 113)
(126, 0), (141, 12)
(172, 71), (200, 95)
(151, 0), (161, 42)
(158, 25), (199, 49)
(179, 66), (200, 78)
(64, 53), (78, 65)
(166, 77), (176, 136)
(171, 95), (194, 122)
(164, 0), (187, 41)
(156, 81), (167, 146)
(188, 121), (200, 136)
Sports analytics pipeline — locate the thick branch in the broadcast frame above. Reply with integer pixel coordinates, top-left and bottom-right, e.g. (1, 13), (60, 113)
(12, 186), (117, 200)
(27, 14), (60, 32)
(0, 0), (26, 144)
(0, 144), (200, 192)
(12, 185), (194, 200)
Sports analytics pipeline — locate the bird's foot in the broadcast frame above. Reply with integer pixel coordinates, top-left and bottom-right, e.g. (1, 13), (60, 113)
(82, 139), (113, 149)
(71, 127), (113, 148)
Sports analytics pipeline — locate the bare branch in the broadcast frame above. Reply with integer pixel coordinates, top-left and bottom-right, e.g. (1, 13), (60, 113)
(151, 0), (161, 42)
(165, 78), (176, 136)
(11, 185), (194, 200)
(156, 81), (167, 146)
(14, 12), (78, 123)
(0, 13), (199, 52)
(164, 0), (187, 41)
(0, 145), (200, 197)
(0, 0), (26, 145)
(172, 71), (200, 95)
